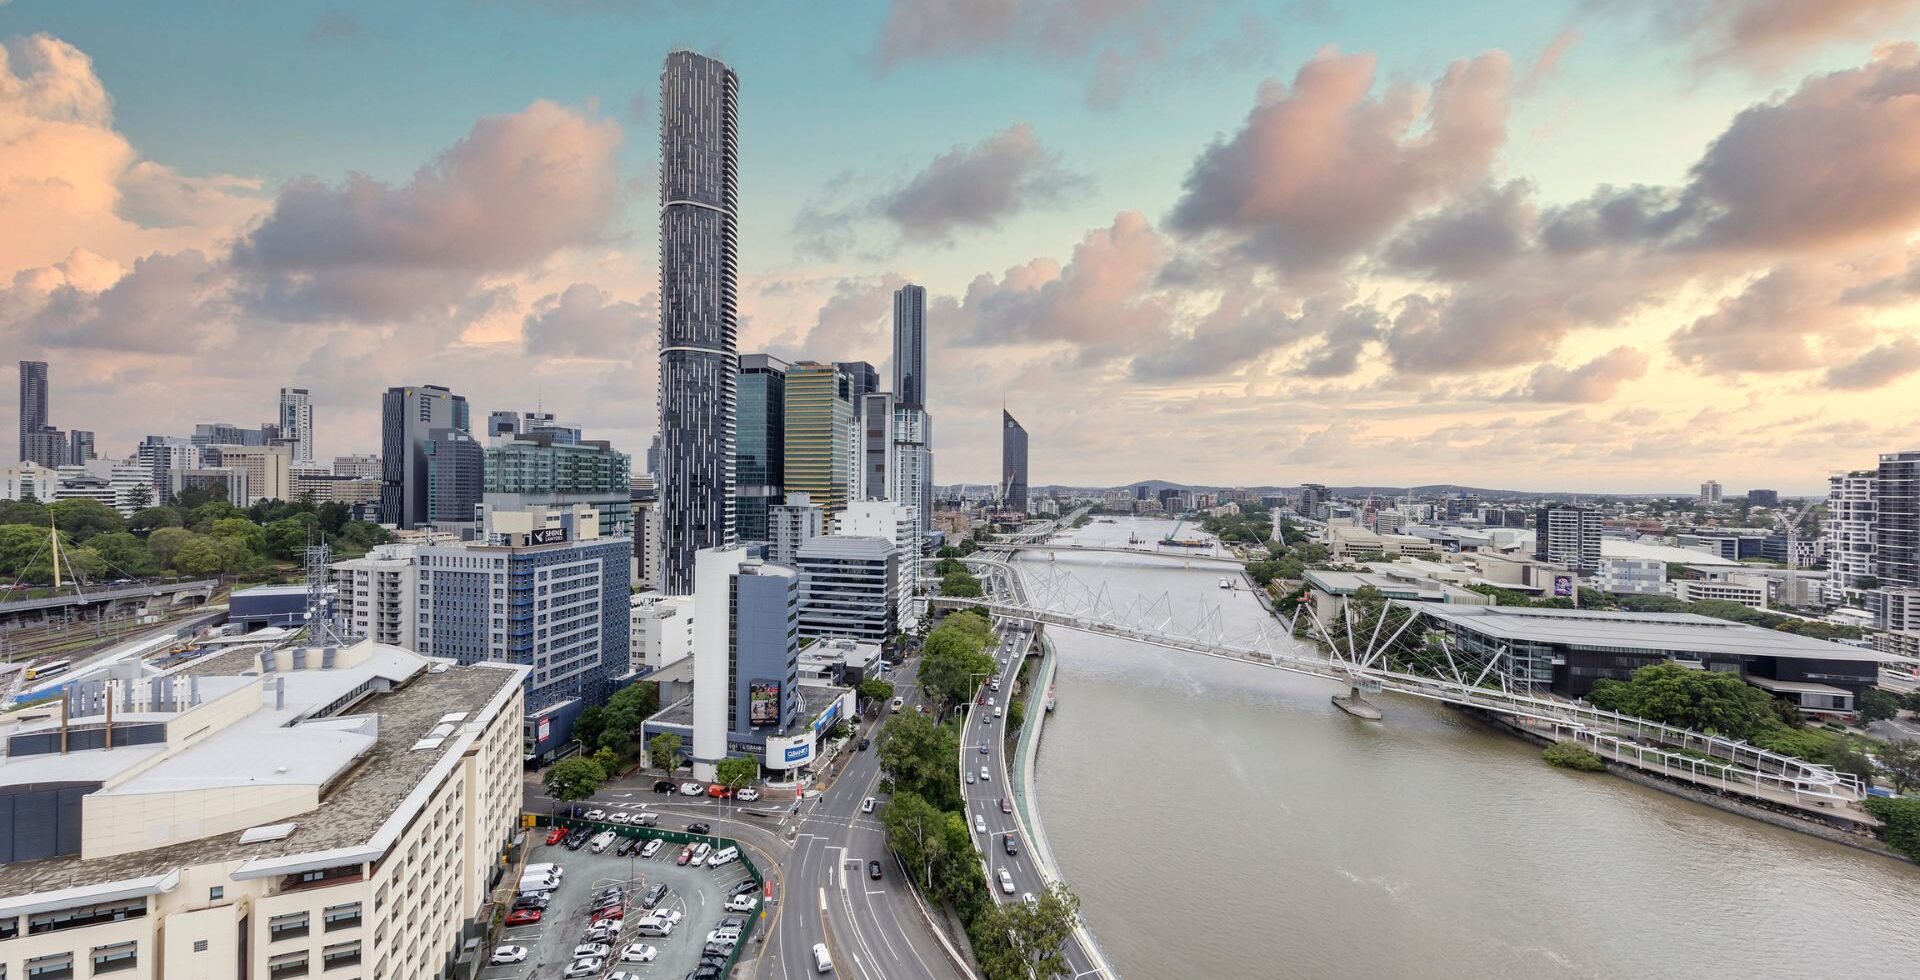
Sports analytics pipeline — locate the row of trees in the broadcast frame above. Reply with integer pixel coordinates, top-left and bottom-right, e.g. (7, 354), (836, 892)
(918, 609), (997, 712)
(0, 491), (389, 585)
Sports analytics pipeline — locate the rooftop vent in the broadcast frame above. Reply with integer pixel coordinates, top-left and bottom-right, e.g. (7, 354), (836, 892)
(238, 822), (297, 844)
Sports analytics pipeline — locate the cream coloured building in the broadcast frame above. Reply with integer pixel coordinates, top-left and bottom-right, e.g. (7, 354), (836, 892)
(0, 639), (527, 980)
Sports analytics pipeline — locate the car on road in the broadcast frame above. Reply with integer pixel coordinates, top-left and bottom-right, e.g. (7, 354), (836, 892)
(687, 822), (712, 834)
(861, 797), (876, 813)
(980, 766), (991, 781)
(736, 788), (760, 802)
(997, 868), (1016, 894)
(974, 813), (986, 833)
(726, 894), (758, 912)
(544, 827), (567, 846)
(1005, 836), (1019, 856)
(654, 779), (676, 793)
(1000, 797), (1012, 813)
(890, 697), (905, 713)
(979, 743), (989, 755)
(868, 860), (883, 880)
(489, 945), (527, 965)
(504, 908), (542, 926)
(814, 942), (834, 972)
(994, 706), (1003, 717)
(1023, 892), (1038, 908)
(585, 808), (607, 820)
(707, 784), (732, 798)
(965, 771), (975, 784)
(642, 883), (668, 909)
(619, 943), (658, 963)
(641, 839), (663, 858)
(562, 957), (604, 978)
(857, 736), (871, 751)
(680, 781), (705, 796)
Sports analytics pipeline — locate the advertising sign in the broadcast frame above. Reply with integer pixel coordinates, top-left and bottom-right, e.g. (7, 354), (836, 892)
(784, 744), (810, 763)
(1552, 574), (1575, 598)
(528, 526), (569, 545)
(764, 731), (815, 769)
(749, 681), (780, 728)
(537, 717), (551, 743)
(811, 698), (842, 735)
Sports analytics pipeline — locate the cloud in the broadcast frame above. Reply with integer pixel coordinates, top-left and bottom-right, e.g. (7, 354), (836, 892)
(229, 100), (622, 321)
(1610, 0), (1920, 74)
(521, 283), (653, 359)
(1519, 28), (1581, 93)
(880, 124), (1083, 240)
(1128, 291), (1382, 382)
(943, 210), (1171, 356)
(1509, 346), (1650, 402)
(18, 250), (225, 353)
(1167, 48), (1510, 271)
(1667, 264), (1865, 372)
(1381, 180), (1533, 279)
(1821, 336), (1920, 389)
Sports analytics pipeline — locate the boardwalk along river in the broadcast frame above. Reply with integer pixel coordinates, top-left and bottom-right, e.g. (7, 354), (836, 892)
(1024, 517), (1920, 980)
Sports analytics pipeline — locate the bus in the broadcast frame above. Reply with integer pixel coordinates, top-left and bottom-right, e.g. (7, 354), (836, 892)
(25, 659), (71, 681)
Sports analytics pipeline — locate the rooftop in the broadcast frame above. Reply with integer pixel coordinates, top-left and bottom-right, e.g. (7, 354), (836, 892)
(1414, 605), (1897, 663)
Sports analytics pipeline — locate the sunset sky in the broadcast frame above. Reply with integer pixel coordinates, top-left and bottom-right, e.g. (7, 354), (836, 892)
(4, 0), (1920, 494)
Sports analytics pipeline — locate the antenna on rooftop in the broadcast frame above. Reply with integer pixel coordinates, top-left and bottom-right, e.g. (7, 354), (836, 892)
(302, 527), (354, 645)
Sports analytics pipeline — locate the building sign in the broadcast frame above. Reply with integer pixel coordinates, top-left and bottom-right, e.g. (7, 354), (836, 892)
(763, 731), (815, 769)
(1552, 574), (1575, 598)
(538, 717), (551, 742)
(748, 681), (780, 728)
(811, 698), (842, 735)
(784, 744), (811, 762)
(528, 527), (569, 545)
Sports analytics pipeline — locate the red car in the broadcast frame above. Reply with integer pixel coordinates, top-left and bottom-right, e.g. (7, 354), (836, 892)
(504, 908), (542, 926)
(590, 906), (625, 925)
(676, 846), (693, 866)
(545, 827), (567, 846)
(1000, 797), (1013, 814)
(707, 784), (731, 799)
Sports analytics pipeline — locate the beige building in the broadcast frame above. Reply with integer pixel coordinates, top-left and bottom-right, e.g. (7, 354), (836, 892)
(331, 545), (420, 648)
(0, 639), (527, 980)
(204, 445), (291, 503)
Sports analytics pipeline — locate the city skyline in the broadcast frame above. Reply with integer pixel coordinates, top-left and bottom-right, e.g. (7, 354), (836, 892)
(3, 3), (1920, 493)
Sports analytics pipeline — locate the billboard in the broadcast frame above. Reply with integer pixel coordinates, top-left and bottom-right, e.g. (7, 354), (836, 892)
(537, 717), (551, 743)
(811, 698), (842, 735)
(749, 681), (781, 728)
(1552, 574), (1575, 598)
(528, 526), (569, 545)
(763, 731), (815, 769)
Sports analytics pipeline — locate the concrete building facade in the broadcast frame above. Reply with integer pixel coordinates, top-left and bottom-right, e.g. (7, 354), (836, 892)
(769, 492), (823, 565)
(795, 535), (901, 642)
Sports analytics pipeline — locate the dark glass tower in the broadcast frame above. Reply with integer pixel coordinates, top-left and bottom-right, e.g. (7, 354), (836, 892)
(892, 286), (926, 409)
(735, 354), (788, 543)
(1002, 409), (1028, 512)
(17, 360), (49, 465)
(658, 50), (740, 594)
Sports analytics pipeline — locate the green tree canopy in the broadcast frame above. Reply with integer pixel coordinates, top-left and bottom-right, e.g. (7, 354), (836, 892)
(208, 517), (266, 554)
(1878, 740), (1920, 794)
(544, 757), (606, 805)
(50, 499), (123, 542)
(715, 755), (759, 791)
(85, 532), (154, 578)
(1586, 662), (1777, 740)
(186, 500), (242, 530)
(973, 883), (1083, 980)
(648, 732), (684, 773)
(877, 710), (961, 810)
(263, 515), (319, 561)
(129, 506), (182, 535)
(856, 678), (896, 708)
(145, 527), (196, 567)
(0, 498), (50, 528)
(879, 790), (949, 889)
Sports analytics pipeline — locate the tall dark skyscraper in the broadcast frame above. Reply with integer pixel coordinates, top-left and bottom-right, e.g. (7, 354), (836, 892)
(834, 361), (879, 420)
(17, 360), (50, 465)
(380, 384), (469, 529)
(735, 354), (788, 543)
(1002, 409), (1028, 513)
(658, 49), (741, 595)
(892, 285), (926, 409)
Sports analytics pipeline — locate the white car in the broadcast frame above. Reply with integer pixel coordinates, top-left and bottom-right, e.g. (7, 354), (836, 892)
(861, 797), (876, 813)
(563, 958), (605, 979)
(489, 945), (528, 965)
(707, 927), (742, 944)
(726, 894), (758, 913)
(608, 811), (631, 824)
(641, 838), (663, 858)
(965, 770), (975, 784)
(585, 808), (607, 821)
(1022, 892), (1038, 908)
(980, 766), (991, 782)
(736, 788), (760, 802)
(690, 842), (712, 866)
(619, 943), (658, 963)
(572, 942), (611, 960)
(997, 869), (1015, 895)
(680, 781), (704, 796)
(974, 813), (986, 833)
(652, 908), (684, 925)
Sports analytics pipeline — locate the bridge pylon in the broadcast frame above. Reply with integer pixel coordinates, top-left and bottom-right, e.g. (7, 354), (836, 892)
(1331, 671), (1384, 720)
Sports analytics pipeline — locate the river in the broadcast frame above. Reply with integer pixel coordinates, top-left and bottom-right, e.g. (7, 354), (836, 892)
(1026, 516), (1920, 980)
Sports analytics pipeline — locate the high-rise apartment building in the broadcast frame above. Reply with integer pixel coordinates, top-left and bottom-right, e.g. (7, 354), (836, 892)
(1748, 488), (1780, 508)
(1001, 409), (1029, 512)
(1534, 505), (1602, 575)
(859, 391), (895, 501)
(891, 406), (931, 557)
(835, 361), (880, 420)
(835, 499), (918, 554)
(784, 363), (854, 515)
(1876, 450), (1919, 590)
(688, 547), (801, 781)
(483, 429), (632, 538)
(137, 436), (199, 504)
(16, 360), (59, 467)
(1699, 480), (1723, 504)
(66, 430), (94, 464)
(278, 387), (315, 465)
(1825, 470), (1877, 603)
(657, 50), (740, 595)
(735, 354), (788, 543)
(892, 285), (926, 409)
(331, 544), (419, 647)
(423, 427), (484, 525)
(769, 492), (823, 565)
(795, 535), (902, 641)
(380, 384), (469, 529)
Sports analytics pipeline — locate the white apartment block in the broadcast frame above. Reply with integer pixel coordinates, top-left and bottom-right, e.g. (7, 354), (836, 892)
(1824, 470), (1877, 605)
(331, 544), (420, 648)
(0, 640), (527, 980)
(1597, 557), (1666, 596)
(331, 455), (379, 481)
(204, 445), (291, 503)
(630, 592), (695, 672)
(1, 461), (58, 502)
(769, 492), (823, 566)
(1675, 577), (1769, 610)
(833, 499), (918, 554)
(794, 534), (902, 641)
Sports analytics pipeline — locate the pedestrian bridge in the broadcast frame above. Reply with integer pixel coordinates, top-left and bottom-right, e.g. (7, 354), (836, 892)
(995, 541), (1248, 567)
(925, 560), (1871, 822)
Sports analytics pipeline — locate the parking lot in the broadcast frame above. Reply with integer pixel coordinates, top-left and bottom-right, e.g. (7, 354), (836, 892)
(479, 821), (765, 980)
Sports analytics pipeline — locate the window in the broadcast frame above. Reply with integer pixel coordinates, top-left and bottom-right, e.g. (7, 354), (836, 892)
(267, 951), (309, 979)
(89, 943), (136, 975)
(268, 911), (310, 941)
(28, 900), (145, 936)
(322, 903), (361, 932)
(23, 953), (72, 980)
(321, 941), (361, 971)
(208, 886), (224, 902)
(192, 941), (209, 953)
(0, 917), (16, 940)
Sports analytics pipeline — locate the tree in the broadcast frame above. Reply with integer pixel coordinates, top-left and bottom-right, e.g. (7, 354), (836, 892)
(974, 883), (1083, 980)
(123, 484), (153, 511)
(209, 517), (266, 555)
(544, 757), (606, 806)
(145, 527), (196, 568)
(85, 532), (154, 577)
(573, 706), (606, 752)
(1543, 742), (1605, 771)
(1859, 688), (1902, 724)
(0, 499), (50, 528)
(50, 499), (123, 542)
(185, 499), (241, 530)
(648, 732), (684, 773)
(856, 678), (896, 711)
(877, 711), (960, 810)
(129, 506), (182, 535)
(716, 755), (759, 794)
(1863, 796), (1920, 861)
(940, 571), (983, 599)
(172, 537), (226, 577)
(879, 790), (948, 889)
(1878, 740), (1920, 794)
(171, 484), (228, 513)
(1583, 662), (1775, 740)
(263, 515), (319, 561)
(591, 746), (620, 776)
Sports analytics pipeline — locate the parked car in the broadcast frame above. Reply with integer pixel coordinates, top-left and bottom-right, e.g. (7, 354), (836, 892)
(545, 827), (567, 846)
(997, 868), (1015, 894)
(654, 780), (676, 793)
(573, 942), (611, 960)
(708, 845), (739, 867)
(564, 830), (589, 850)
(609, 811), (631, 824)
(562, 957), (605, 978)
(726, 894), (758, 912)
(641, 838), (663, 858)
(585, 808), (607, 821)
(590, 906), (626, 926)
(729, 879), (761, 898)
(631, 916), (674, 938)
(736, 788), (761, 802)
(489, 945), (527, 965)
(642, 883), (668, 909)
(584, 920), (619, 942)
(651, 908), (684, 926)
(690, 842), (712, 866)
(619, 943), (658, 963)
(504, 908), (542, 926)
(708, 784), (732, 798)
(868, 860), (883, 880)
(687, 822), (711, 834)
(633, 811), (659, 827)
(676, 845), (693, 866)
(680, 781), (704, 796)
(615, 836), (640, 857)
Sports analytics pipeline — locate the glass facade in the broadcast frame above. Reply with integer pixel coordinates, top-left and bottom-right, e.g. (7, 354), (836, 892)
(735, 355), (787, 542)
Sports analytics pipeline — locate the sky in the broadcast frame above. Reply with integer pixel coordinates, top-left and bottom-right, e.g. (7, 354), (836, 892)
(3, 0), (1920, 495)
